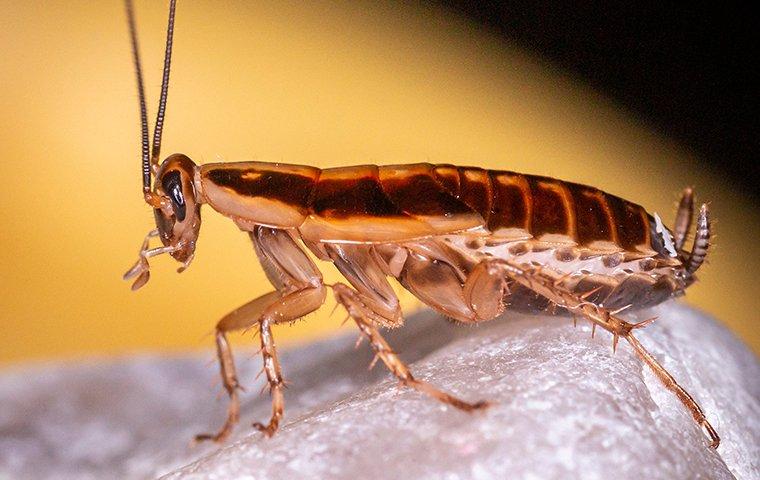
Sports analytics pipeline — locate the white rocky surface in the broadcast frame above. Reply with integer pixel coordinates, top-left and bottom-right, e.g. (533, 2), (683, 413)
(0, 302), (757, 480)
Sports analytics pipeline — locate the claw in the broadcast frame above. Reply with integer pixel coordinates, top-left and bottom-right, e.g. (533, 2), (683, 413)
(193, 431), (229, 444)
(253, 421), (278, 438)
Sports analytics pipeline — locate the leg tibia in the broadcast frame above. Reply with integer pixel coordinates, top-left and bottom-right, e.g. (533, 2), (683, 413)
(251, 285), (326, 437)
(252, 317), (285, 437)
(194, 331), (241, 443)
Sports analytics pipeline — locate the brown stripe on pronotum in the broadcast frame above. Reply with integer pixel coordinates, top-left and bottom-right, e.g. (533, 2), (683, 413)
(204, 166), (317, 211)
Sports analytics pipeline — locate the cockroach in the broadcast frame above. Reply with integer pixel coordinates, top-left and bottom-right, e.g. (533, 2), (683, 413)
(123, 0), (719, 448)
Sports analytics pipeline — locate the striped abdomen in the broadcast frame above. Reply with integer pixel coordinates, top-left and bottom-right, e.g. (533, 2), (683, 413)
(199, 162), (657, 254)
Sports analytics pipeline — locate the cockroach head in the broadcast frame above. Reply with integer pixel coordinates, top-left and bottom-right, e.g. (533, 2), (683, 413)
(150, 154), (201, 264)
(125, 0), (201, 285)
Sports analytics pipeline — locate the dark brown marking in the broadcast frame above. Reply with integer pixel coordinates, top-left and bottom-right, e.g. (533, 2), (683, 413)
(432, 165), (460, 196)
(606, 194), (649, 250)
(554, 247), (577, 262)
(311, 165), (405, 219)
(602, 253), (623, 268)
(639, 258), (656, 271)
(508, 242), (529, 256)
(529, 178), (570, 238)
(457, 167), (492, 223)
(567, 183), (616, 246)
(488, 171), (530, 232)
(379, 164), (475, 218)
(205, 167), (315, 213)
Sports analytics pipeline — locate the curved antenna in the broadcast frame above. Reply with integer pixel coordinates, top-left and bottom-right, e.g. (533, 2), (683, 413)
(150, 0), (177, 170)
(125, 0), (152, 193)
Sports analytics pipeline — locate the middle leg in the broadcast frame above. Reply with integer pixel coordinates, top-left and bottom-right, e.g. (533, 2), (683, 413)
(325, 243), (489, 411)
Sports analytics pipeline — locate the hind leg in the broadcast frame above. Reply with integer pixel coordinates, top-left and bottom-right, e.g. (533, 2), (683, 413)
(488, 258), (720, 448)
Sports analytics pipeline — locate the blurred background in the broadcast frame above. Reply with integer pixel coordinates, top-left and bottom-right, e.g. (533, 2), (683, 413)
(0, 1), (757, 364)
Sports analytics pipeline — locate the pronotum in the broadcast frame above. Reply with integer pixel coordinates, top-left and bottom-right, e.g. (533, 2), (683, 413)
(124, 0), (718, 447)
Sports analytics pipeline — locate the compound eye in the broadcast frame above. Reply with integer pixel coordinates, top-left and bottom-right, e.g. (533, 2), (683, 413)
(162, 170), (187, 221)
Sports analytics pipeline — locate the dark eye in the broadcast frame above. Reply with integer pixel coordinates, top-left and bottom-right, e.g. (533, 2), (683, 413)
(162, 170), (186, 221)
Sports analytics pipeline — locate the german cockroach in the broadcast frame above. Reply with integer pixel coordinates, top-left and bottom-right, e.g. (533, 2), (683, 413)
(123, 1), (719, 448)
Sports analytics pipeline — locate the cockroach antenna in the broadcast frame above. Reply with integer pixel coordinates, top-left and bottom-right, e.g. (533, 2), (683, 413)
(124, 0), (177, 194)
(124, 0), (151, 193)
(150, 0), (177, 169)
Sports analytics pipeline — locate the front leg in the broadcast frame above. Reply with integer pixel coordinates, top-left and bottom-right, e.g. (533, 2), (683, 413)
(195, 227), (326, 442)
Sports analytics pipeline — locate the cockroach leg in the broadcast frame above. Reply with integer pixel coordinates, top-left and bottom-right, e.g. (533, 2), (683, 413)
(249, 285), (328, 437)
(398, 251), (481, 323)
(193, 328), (244, 443)
(624, 333), (720, 448)
(492, 259), (720, 449)
(673, 187), (694, 252)
(462, 261), (509, 321)
(196, 227), (327, 442)
(194, 291), (280, 443)
(252, 316), (285, 437)
(250, 227), (327, 437)
(333, 283), (489, 412)
(325, 244), (403, 327)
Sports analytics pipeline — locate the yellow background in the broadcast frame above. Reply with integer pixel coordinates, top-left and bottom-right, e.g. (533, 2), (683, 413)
(1, 1), (758, 363)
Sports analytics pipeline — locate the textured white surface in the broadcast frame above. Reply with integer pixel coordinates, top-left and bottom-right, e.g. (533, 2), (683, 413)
(0, 302), (758, 480)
